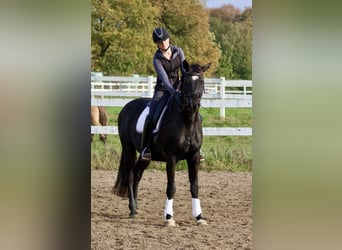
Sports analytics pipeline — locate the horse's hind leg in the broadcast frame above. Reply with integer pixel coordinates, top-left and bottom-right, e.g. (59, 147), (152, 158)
(113, 141), (138, 217)
(99, 133), (107, 143)
(132, 159), (150, 213)
(187, 152), (207, 225)
(128, 180), (136, 217)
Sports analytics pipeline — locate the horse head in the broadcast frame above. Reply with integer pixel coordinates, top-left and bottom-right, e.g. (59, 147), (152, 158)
(180, 62), (211, 113)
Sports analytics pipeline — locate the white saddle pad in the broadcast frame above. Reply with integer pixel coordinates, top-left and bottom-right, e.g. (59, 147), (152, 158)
(136, 106), (167, 134)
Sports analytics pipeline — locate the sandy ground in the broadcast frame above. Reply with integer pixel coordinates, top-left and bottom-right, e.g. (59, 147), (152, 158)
(91, 169), (252, 249)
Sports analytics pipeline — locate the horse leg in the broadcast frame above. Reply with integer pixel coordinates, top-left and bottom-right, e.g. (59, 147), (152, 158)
(132, 159), (150, 213)
(164, 158), (177, 226)
(90, 106), (107, 143)
(113, 142), (138, 218)
(128, 177), (136, 217)
(187, 151), (208, 225)
(99, 134), (107, 143)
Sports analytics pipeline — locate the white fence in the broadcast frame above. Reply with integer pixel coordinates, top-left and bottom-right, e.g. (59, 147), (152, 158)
(91, 75), (252, 136)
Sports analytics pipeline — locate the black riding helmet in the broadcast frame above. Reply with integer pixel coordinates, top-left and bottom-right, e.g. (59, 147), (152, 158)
(152, 27), (169, 43)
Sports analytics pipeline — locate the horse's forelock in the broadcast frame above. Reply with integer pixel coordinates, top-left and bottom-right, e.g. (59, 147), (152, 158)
(183, 64), (203, 77)
(185, 63), (211, 75)
(182, 70), (204, 96)
(181, 63), (206, 96)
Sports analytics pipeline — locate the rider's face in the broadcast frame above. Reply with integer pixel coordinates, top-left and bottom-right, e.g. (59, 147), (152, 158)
(157, 38), (170, 50)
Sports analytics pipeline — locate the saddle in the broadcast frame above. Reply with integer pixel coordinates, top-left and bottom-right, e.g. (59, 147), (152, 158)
(136, 105), (168, 134)
(136, 93), (176, 134)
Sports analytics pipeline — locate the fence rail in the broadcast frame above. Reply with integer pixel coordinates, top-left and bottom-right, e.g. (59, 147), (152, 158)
(91, 126), (252, 136)
(91, 75), (252, 136)
(91, 75), (252, 97)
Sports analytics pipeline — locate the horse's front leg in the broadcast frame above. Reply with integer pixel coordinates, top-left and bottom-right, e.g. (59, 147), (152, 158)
(187, 151), (208, 225)
(164, 158), (177, 226)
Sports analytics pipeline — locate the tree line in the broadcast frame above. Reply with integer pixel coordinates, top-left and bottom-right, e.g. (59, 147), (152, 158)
(91, 0), (252, 79)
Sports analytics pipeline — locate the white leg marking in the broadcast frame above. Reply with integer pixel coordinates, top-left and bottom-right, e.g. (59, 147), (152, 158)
(192, 198), (202, 218)
(164, 199), (176, 227)
(164, 198), (173, 218)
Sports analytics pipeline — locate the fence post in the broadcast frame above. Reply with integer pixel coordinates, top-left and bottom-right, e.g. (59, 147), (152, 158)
(101, 81), (104, 99)
(147, 75), (153, 98)
(133, 74), (139, 92)
(91, 82), (94, 99)
(220, 77), (225, 118)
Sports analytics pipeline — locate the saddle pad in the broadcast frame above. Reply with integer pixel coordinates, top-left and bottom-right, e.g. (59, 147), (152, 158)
(136, 105), (168, 134)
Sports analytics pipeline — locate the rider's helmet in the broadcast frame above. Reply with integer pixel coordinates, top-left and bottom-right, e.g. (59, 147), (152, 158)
(152, 27), (169, 43)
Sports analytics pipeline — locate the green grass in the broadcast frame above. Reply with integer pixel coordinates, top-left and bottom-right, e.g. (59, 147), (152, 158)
(91, 105), (252, 172)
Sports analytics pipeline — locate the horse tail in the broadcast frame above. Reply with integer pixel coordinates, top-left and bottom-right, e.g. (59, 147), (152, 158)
(113, 98), (145, 197)
(98, 106), (108, 126)
(113, 144), (136, 197)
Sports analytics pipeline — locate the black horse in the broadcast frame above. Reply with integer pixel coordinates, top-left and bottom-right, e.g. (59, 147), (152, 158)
(113, 62), (211, 226)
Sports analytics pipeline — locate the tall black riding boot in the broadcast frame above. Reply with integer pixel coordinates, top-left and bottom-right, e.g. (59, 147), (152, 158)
(140, 115), (154, 161)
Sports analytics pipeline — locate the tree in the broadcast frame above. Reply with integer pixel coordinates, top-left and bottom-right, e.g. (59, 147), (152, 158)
(209, 5), (252, 79)
(91, 0), (221, 76)
(91, 0), (158, 75)
(155, 0), (220, 75)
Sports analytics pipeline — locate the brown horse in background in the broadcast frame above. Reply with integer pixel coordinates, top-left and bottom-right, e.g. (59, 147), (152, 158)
(91, 106), (108, 143)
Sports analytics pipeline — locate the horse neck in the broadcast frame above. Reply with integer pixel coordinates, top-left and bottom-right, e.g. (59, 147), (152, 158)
(169, 96), (199, 127)
(180, 102), (200, 126)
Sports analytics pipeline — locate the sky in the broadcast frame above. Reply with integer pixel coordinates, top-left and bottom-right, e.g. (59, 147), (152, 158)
(206, 0), (252, 10)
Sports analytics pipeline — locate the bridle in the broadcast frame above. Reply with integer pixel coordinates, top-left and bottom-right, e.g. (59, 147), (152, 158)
(180, 73), (204, 112)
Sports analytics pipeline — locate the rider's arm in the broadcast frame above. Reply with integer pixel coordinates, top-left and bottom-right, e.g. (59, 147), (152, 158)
(178, 47), (186, 75)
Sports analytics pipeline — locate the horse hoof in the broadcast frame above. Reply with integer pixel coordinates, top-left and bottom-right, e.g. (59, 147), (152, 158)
(165, 218), (176, 227)
(196, 219), (208, 226)
(129, 211), (138, 218)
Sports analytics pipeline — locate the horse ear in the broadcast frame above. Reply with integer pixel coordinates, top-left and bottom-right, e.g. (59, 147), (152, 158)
(183, 60), (190, 72)
(201, 63), (211, 72)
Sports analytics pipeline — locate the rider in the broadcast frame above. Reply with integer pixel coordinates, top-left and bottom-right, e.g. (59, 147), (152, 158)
(140, 27), (186, 161)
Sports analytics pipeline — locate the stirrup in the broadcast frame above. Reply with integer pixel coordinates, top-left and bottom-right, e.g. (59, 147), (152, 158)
(141, 148), (151, 161)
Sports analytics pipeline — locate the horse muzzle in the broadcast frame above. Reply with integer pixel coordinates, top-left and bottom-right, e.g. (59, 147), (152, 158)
(184, 93), (202, 112)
